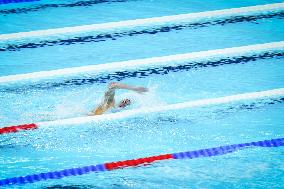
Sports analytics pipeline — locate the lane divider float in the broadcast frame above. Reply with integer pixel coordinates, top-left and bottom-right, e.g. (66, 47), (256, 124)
(1, 41), (284, 84)
(0, 138), (283, 186)
(0, 0), (39, 5)
(1, 2), (284, 40)
(0, 123), (37, 134)
(1, 88), (284, 135)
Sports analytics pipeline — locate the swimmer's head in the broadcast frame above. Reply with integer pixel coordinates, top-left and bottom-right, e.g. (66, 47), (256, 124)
(118, 99), (131, 108)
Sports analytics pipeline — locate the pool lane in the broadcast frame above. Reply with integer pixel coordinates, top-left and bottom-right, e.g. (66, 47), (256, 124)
(1, 138), (283, 187)
(1, 8), (284, 76)
(0, 98), (283, 187)
(0, 55), (283, 126)
(1, 0), (283, 34)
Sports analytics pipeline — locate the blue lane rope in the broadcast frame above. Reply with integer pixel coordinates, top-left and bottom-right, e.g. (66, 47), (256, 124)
(0, 138), (283, 187)
(172, 138), (284, 159)
(0, 0), (39, 5)
(0, 164), (106, 186)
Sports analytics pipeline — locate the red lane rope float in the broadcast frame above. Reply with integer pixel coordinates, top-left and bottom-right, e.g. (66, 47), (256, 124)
(0, 138), (283, 187)
(105, 154), (173, 170)
(0, 123), (38, 134)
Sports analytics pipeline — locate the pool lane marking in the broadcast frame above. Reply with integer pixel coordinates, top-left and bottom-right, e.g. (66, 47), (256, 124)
(1, 41), (284, 84)
(1, 88), (284, 135)
(0, 0), (127, 11)
(1, 2), (284, 40)
(0, 138), (283, 186)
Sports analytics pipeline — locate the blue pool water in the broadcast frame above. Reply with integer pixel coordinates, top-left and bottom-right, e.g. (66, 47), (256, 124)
(0, 0), (284, 188)
(1, 0), (284, 34)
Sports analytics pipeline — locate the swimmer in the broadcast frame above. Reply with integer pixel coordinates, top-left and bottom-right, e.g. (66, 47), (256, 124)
(88, 82), (148, 115)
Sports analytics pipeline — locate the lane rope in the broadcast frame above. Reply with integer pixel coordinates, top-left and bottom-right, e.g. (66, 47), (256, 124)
(0, 123), (37, 134)
(0, 2), (284, 40)
(1, 88), (284, 135)
(0, 0), (39, 5)
(0, 138), (283, 186)
(1, 41), (284, 84)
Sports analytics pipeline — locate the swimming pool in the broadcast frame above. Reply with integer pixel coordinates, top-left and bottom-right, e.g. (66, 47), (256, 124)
(0, 0), (284, 188)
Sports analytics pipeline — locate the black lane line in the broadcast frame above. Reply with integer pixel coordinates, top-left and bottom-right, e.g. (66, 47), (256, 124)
(0, 0), (133, 15)
(1, 11), (284, 52)
(1, 51), (283, 93)
(154, 97), (284, 124)
(227, 97), (284, 111)
(41, 184), (96, 189)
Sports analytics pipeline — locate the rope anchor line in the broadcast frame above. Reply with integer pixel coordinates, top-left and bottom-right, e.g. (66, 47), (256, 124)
(0, 138), (283, 187)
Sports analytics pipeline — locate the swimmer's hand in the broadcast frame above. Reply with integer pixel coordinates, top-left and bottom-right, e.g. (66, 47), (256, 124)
(134, 87), (148, 93)
(87, 112), (96, 116)
(109, 82), (148, 93)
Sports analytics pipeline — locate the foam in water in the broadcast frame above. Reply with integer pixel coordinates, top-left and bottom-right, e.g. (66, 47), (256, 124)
(35, 84), (164, 120)
(118, 84), (165, 109)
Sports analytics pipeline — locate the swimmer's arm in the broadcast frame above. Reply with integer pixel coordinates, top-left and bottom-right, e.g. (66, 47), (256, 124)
(88, 104), (108, 116)
(88, 83), (148, 116)
(88, 84), (116, 116)
(110, 82), (148, 93)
